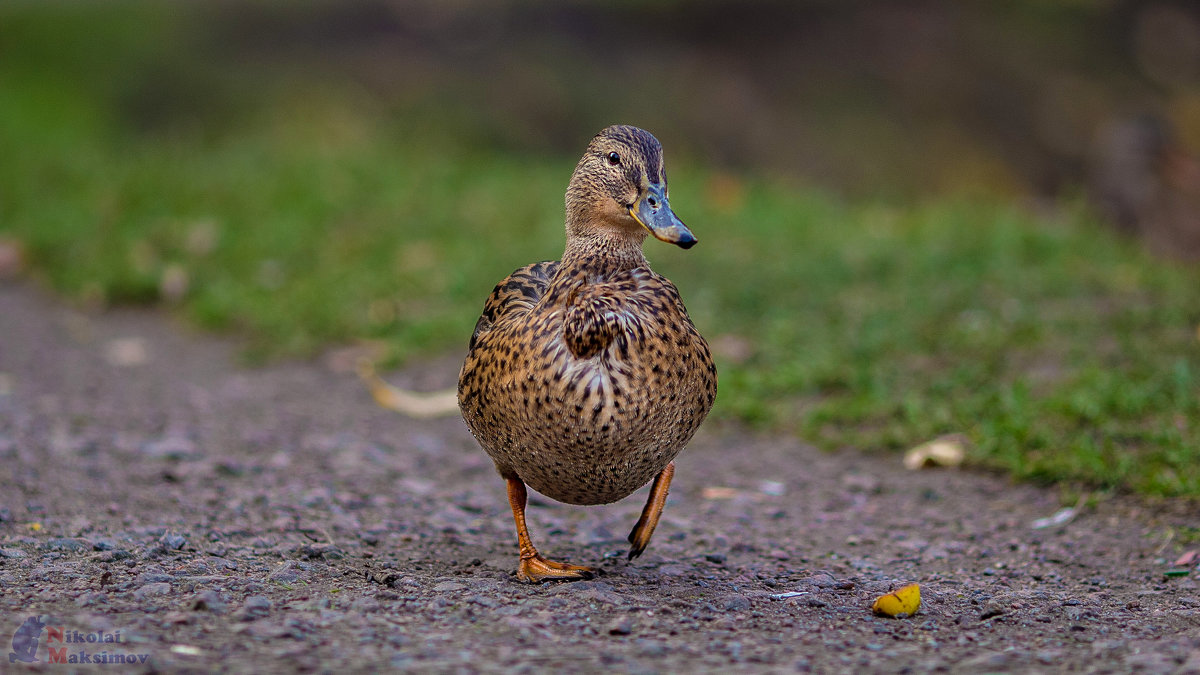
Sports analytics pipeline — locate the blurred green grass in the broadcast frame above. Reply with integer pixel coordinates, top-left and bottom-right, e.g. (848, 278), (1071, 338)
(2, 3), (1198, 497)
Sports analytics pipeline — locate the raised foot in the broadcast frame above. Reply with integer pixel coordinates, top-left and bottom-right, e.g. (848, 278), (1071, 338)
(627, 462), (675, 560)
(627, 518), (654, 560)
(517, 555), (596, 583)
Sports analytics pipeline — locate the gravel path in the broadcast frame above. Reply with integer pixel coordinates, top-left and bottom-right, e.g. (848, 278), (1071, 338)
(1, 283), (1198, 673)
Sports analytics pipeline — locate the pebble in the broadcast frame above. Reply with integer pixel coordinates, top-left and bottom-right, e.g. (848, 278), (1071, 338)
(161, 533), (188, 550)
(960, 651), (1015, 670)
(98, 549), (132, 562)
(980, 602), (1007, 620)
(140, 435), (200, 460)
(192, 590), (228, 613)
(468, 595), (498, 608)
(139, 572), (173, 584)
(636, 639), (667, 657)
(608, 618), (633, 635)
(432, 581), (467, 592)
(268, 560), (309, 583)
(723, 595), (752, 612)
(350, 596), (382, 613)
(45, 537), (91, 553)
(239, 595), (272, 621)
(0, 548), (28, 558)
(134, 582), (172, 598)
(76, 592), (108, 606)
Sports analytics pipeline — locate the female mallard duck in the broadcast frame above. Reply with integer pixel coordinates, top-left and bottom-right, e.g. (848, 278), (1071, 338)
(457, 125), (717, 583)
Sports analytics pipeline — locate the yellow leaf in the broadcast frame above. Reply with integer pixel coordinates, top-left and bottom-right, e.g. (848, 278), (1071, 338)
(903, 436), (966, 470)
(28, 522), (41, 532)
(871, 583), (921, 618)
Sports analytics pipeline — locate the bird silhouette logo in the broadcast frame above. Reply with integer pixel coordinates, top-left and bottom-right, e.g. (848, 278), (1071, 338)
(8, 616), (45, 663)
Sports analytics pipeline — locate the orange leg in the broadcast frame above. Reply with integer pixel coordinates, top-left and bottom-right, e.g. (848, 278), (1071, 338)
(627, 461), (675, 560)
(506, 477), (595, 583)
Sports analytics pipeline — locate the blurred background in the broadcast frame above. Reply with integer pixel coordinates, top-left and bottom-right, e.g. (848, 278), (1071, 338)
(1, 0), (1198, 495)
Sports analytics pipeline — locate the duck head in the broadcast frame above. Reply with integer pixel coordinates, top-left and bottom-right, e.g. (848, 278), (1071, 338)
(565, 125), (697, 250)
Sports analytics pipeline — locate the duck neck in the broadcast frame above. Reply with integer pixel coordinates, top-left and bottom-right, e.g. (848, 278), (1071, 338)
(562, 226), (649, 273)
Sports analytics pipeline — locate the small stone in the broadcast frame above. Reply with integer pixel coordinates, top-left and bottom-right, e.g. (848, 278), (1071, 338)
(432, 581), (467, 592)
(162, 611), (192, 625)
(802, 573), (838, 588)
(961, 652), (1013, 670)
(76, 592), (107, 607)
(239, 595), (272, 621)
(138, 572), (173, 584)
(468, 595), (498, 608)
(140, 435), (199, 460)
(636, 639), (666, 657)
(134, 582), (171, 598)
(268, 560), (308, 584)
(192, 590), (228, 613)
(980, 602), (1006, 620)
(45, 538), (91, 553)
(161, 533), (187, 550)
(350, 596), (381, 613)
(141, 545), (167, 560)
(705, 553), (727, 565)
(0, 548), (28, 558)
(723, 595), (752, 612)
(608, 618), (633, 635)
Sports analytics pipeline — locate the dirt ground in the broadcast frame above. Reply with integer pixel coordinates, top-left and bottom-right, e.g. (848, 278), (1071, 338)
(1, 282), (1198, 673)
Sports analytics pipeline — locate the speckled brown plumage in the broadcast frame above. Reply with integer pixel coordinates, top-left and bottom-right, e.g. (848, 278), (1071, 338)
(457, 125), (717, 581)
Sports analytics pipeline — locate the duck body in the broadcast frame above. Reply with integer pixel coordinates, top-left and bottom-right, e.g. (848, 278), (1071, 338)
(458, 253), (715, 505)
(457, 125), (716, 581)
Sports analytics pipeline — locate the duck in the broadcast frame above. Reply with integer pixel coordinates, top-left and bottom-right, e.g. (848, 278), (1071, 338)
(457, 125), (717, 583)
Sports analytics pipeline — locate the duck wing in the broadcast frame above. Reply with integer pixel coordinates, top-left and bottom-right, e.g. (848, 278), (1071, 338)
(563, 267), (683, 360)
(468, 261), (559, 351)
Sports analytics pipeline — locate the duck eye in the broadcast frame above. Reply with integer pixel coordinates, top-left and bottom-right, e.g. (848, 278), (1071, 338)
(607, 152), (621, 165)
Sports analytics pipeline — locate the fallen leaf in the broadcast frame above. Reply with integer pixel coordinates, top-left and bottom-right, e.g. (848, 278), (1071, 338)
(357, 359), (458, 418)
(903, 435), (966, 470)
(104, 337), (148, 367)
(1173, 550), (1199, 567)
(1031, 506), (1077, 530)
(701, 486), (739, 500)
(28, 522), (41, 532)
(871, 583), (921, 618)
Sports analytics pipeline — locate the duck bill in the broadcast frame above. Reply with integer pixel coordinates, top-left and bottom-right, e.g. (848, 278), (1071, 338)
(630, 183), (697, 249)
